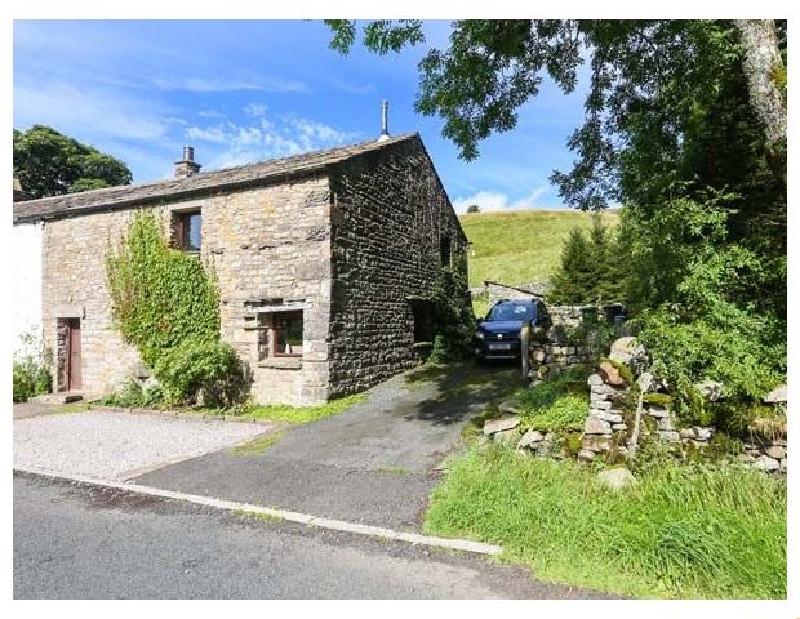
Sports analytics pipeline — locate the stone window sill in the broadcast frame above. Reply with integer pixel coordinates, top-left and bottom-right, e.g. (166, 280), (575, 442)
(413, 342), (433, 349)
(257, 358), (303, 370)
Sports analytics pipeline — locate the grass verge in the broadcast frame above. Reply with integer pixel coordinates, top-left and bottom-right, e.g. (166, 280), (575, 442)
(239, 393), (367, 424)
(228, 431), (285, 455)
(423, 444), (786, 599)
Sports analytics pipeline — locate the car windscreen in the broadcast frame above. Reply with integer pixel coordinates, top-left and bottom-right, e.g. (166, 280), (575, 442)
(488, 303), (536, 322)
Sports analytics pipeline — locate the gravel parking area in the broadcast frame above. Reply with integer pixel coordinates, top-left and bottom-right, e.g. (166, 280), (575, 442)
(13, 411), (273, 480)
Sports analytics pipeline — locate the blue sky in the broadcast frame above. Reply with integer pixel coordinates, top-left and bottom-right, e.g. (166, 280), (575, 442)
(13, 19), (592, 213)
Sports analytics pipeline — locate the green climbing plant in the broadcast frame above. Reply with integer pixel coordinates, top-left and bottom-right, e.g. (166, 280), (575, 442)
(106, 210), (220, 367)
(105, 210), (246, 405)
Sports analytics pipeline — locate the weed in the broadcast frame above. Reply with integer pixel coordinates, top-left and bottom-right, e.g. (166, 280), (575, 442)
(228, 432), (284, 455)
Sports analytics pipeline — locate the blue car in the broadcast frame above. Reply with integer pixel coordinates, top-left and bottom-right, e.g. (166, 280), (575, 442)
(474, 298), (550, 362)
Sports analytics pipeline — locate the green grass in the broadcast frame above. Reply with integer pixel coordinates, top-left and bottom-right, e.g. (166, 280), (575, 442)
(424, 444), (786, 599)
(232, 509), (286, 524)
(460, 209), (620, 289)
(239, 393), (367, 424)
(228, 431), (285, 455)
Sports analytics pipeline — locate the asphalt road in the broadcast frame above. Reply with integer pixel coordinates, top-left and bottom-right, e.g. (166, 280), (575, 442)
(14, 474), (610, 600)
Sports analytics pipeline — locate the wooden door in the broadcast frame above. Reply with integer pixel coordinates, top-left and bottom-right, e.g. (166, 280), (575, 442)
(67, 319), (82, 391)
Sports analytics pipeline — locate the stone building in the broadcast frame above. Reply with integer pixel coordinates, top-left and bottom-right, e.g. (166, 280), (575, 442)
(13, 133), (468, 405)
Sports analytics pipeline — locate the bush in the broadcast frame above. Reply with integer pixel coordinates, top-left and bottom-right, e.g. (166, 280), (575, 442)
(12, 330), (52, 403)
(101, 378), (164, 408)
(154, 339), (249, 408)
(13, 362), (36, 403)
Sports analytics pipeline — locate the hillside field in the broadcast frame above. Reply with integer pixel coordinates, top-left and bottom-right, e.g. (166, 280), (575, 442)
(458, 209), (620, 289)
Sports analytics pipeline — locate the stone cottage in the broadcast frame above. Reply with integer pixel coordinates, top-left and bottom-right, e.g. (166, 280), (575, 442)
(13, 133), (468, 405)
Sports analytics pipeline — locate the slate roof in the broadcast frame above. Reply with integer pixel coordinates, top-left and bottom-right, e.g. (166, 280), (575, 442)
(13, 133), (418, 224)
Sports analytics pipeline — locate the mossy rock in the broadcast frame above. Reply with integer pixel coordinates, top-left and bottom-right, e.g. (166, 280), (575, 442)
(598, 357), (634, 386)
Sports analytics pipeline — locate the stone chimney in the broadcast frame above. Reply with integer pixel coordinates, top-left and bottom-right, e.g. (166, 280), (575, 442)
(174, 146), (201, 179)
(377, 100), (390, 142)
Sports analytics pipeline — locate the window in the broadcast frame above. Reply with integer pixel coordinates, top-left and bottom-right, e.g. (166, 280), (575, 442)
(173, 210), (201, 252)
(440, 234), (452, 267)
(258, 311), (303, 359)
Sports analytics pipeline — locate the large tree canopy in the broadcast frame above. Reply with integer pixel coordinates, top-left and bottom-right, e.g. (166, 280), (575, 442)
(13, 125), (132, 199)
(325, 19), (786, 208)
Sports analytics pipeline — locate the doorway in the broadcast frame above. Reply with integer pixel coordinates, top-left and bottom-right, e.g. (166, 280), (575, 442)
(58, 318), (82, 391)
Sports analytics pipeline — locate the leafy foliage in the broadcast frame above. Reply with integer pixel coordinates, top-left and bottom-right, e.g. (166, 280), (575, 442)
(105, 210), (250, 407)
(154, 339), (249, 408)
(12, 330), (52, 403)
(14, 125), (131, 199)
(429, 256), (475, 362)
(101, 378), (165, 409)
(105, 210), (220, 368)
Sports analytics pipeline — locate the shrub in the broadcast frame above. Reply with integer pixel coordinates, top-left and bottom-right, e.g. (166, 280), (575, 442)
(12, 330), (52, 403)
(154, 339), (249, 408)
(429, 256), (475, 362)
(101, 378), (164, 408)
(13, 362), (36, 403)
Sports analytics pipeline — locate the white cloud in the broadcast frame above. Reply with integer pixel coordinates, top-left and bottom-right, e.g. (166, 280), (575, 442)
(244, 103), (269, 117)
(452, 187), (562, 214)
(151, 76), (307, 93)
(186, 125), (228, 144)
(185, 111), (364, 171)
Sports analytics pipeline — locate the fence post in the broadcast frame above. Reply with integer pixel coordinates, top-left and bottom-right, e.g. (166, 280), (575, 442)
(520, 321), (531, 387)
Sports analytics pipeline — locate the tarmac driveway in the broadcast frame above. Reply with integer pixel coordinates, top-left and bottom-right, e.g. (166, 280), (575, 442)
(134, 363), (519, 530)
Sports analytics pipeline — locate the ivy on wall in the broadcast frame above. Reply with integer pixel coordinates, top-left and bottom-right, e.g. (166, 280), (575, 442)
(105, 209), (220, 368)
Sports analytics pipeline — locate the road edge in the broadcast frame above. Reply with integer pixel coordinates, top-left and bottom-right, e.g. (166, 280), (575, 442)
(13, 466), (503, 557)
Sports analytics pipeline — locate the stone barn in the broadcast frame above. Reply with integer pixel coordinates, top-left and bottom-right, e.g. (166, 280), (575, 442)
(13, 133), (468, 405)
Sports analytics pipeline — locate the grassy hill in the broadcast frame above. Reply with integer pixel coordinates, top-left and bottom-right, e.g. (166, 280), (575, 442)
(458, 209), (620, 290)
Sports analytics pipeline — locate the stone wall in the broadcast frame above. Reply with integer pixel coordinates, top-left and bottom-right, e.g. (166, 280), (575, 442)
(199, 177), (333, 406)
(41, 175), (333, 405)
(327, 138), (468, 397)
(42, 208), (147, 398)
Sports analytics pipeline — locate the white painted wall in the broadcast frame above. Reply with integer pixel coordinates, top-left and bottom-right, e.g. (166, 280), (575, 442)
(12, 223), (42, 357)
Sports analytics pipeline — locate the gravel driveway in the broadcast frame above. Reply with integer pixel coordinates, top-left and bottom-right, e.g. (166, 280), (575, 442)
(13, 411), (273, 480)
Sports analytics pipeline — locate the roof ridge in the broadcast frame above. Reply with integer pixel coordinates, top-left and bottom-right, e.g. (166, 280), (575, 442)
(13, 132), (420, 223)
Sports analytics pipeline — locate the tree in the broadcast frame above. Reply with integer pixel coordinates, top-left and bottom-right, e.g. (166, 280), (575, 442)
(548, 214), (623, 306)
(465, 203), (480, 214)
(14, 125), (132, 199)
(324, 20), (786, 206)
(734, 19), (786, 180)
